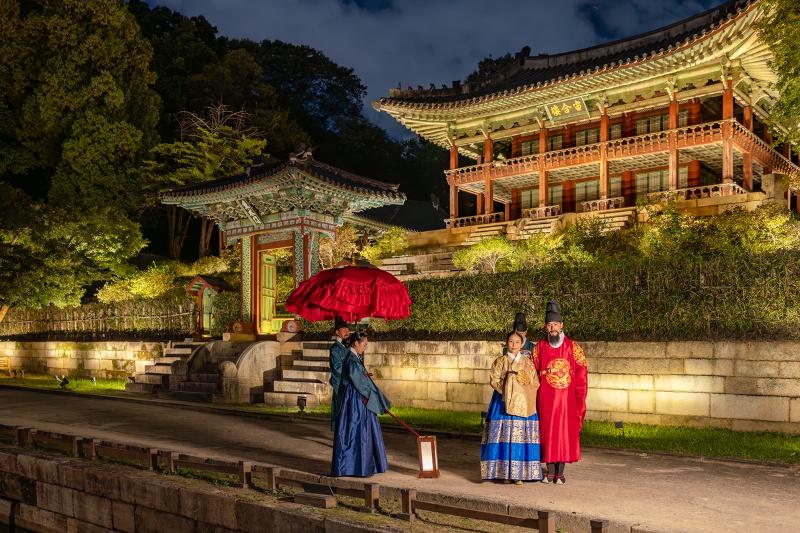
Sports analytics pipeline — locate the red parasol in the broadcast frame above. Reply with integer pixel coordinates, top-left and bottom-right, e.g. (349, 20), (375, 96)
(285, 266), (412, 322)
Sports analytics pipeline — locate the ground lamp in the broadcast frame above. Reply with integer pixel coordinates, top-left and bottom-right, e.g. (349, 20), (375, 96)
(386, 411), (439, 478)
(297, 395), (307, 413)
(614, 420), (625, 437)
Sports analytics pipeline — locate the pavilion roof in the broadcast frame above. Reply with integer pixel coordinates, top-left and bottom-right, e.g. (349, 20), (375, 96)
(160, 151), (406, 224)
(376, 0), (755, 109)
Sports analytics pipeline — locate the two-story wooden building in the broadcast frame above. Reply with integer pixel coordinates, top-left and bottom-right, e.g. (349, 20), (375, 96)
(375, 0), (799, 230)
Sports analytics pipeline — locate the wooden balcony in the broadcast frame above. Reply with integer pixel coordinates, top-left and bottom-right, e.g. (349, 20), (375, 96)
(445, 211), (505, 229)
(581, 196), (625, 212)
(444, 119), (798, 187)
(521, 205), (561, 219)
(647, 183), (747, 202)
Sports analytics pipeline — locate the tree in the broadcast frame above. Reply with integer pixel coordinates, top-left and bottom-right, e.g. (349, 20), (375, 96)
(318, 224), (360, 269)
(0, 0), (158, 320)
(360, 227), (409, 265)
(452, 236), (517, 274)
(147, 104), (266, 259)
(757, 0), (800, 151)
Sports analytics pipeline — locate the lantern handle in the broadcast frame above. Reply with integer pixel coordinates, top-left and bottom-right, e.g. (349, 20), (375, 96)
(385, 410), (421, 438)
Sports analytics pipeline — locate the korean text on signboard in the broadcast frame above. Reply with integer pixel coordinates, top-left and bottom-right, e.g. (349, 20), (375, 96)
(544, 97), (590, 123)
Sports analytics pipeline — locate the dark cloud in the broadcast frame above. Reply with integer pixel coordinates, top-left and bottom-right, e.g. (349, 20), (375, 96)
(150, 0), (730, 137)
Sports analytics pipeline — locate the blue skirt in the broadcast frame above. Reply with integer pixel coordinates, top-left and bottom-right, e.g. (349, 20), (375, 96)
(331, 383), (388, 477)
(480, 391), (542, 481)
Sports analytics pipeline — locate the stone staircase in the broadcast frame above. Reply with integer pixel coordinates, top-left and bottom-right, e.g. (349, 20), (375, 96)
(263, 342), (332, 408)
(157, 342), (252, 403)
(125, 339), (206, 394)
(581, 207), (637, 233)
(378, 250), (457, 278)
(462, 221), (508, 246)
(512, 215), (560, 239)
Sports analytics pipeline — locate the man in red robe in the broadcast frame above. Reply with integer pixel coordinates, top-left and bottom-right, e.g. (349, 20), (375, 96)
(531, 300), (588, 484)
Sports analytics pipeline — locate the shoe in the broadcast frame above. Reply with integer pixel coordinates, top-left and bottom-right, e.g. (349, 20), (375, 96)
(502, 479), (511, 484)
(555, 475), (566, 485)
(514, 480), (523, 485)
(542, 474), (554, 484)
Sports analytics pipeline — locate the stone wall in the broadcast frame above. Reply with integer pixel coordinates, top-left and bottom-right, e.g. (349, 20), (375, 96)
(365, 340), (800, 433)
(0, 341), (166, 379)
(0, 447), (384, 532)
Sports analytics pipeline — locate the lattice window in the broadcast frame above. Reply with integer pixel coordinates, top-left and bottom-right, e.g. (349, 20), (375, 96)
(548, 184), (563, 206)
(575, 180), (600, 202)
(520, 189), (540, 209)
(520, 140), (538, 156)
(548, 135), (563, 151)
(610, 124), (622, 140)
(609, 176), (622, 197)
(575, 128), (599, 146)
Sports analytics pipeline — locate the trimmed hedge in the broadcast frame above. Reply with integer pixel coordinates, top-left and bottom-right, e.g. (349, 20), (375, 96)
(344, 252), (800, 341)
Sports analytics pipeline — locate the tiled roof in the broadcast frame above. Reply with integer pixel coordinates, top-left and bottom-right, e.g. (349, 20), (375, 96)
(161, 152), (402, 201)
(379, 0), (754, 106)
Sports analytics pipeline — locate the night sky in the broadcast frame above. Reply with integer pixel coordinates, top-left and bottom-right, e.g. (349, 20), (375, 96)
(152, 0), (730, 137)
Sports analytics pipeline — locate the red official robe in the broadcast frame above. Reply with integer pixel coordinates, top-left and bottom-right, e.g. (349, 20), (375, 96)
(532, 336), (588, 463)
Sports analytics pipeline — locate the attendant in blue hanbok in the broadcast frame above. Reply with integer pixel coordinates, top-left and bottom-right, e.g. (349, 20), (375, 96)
(331, 331), (391, 477)
(328, 317), (352, 430)
(480, 331), (542, 484)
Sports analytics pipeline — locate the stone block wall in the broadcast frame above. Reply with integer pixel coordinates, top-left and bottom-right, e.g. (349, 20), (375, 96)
(0, 341), (166, 379)
(366, 340), (800, 433)
(0, 448), (385, 532)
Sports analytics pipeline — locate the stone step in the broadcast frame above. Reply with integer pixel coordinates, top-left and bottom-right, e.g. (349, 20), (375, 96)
(190, 373), (219, 383)
(293, 359), (329, 369)
(302, 342), (330, 351)
(134, 374), (169, 385)
(144, 363), (175, 375)
(301, 348), (329, 358)
(164, 347), (194, 356)
(291, 364), (331, 373)
(155, 357), (183, 365)
(124, 382), (160, 394)
(272, 379), (330, 395)
(263, 391), (321, 408)
(157, 390), (214, 403)
(177, 381), (218, 394)
(283, 369), (331, 382)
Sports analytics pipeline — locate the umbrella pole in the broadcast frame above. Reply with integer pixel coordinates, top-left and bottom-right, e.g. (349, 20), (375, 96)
(385, 410), (421, 438)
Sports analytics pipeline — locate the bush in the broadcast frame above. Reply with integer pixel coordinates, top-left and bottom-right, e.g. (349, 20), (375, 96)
(210, 291), (241, 337)
(361, 227), (408, 264)
(452, 236), (517, 273)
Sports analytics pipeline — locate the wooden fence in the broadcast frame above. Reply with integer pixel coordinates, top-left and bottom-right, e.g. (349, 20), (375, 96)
(0, 296), (195, 338)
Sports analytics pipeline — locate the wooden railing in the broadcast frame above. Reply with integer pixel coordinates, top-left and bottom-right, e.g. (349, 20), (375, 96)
(543, 143), (600, 169)
(675, 120), (724, 148)
(648, 183), (747, 202)
(521, 205), (561, 219)
(445, 212), (505, 228)
(730, 120), (800, 178)
(581, 197), (625, 212)
(606, 130), (669, 158)
(0, 421), (627, 532)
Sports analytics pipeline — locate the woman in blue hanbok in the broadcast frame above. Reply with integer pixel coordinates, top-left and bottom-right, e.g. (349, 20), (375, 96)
(331, 331), (391, 477)
(480, 331), (542, 484)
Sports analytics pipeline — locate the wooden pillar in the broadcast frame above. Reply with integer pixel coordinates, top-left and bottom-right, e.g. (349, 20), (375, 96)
(449, 145), (458, 170)
(504, 202), (510, 221)
(688, 161), (702, 188)
(449, 182), (458, 219)
(722, 81), (734, 183)
(539, 124), (548, 207)
(622, 170), (635, 207)
(688, 99), (702, 125)
(475, 192), (483, 215)
(563, 180), (576, 213)
(668, 98), (679, 190)
(599, 110), (609, 199)
(484, 172), (494, 215)
(763, 129), (774, 174)
(623, 113), (635, 138)
(484, 137), (493, 162)
(511, 136), (521, 158)
(511, 188), (521, 219)
(742, 104), (753, 191)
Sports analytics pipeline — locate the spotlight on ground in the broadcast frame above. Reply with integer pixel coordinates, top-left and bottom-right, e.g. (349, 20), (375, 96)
(297, 395), (307, 413)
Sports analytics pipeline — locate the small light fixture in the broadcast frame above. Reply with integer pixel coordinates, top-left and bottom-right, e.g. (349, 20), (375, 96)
(417, 435), (440, 478)
(297, 395), (307, 413)
(614, 420), (625, 437)
(480, 411), (488, 428)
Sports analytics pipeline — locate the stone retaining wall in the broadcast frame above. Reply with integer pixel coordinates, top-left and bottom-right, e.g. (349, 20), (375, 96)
(0, 447), (384, 532)
(0, 341), (166, 379)
(364, 340), (800, 433)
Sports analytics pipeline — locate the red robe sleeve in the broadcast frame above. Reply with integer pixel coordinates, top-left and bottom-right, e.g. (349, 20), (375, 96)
(572, 342), (588, 429)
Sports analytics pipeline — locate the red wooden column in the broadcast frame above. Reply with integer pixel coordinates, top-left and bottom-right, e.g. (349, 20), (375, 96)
(722, 80), (734, 183)
(668, 98), (679, 190)
(538, 124), (548, 207)
(763, 129), (774, 174)
(504, 202), (510, 221)
(742, 105), (754, 191)
(483, 137), (494, 215)
(599, 109), (609, 199)
(449, 145), (459, 219)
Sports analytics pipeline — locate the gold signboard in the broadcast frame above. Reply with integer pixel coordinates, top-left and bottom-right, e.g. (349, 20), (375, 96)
(544, 97), (590, 123)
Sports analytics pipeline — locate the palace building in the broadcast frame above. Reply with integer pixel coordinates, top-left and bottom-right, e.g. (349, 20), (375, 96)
(375, 0), (799, 232)
(161, 151), (405, 336)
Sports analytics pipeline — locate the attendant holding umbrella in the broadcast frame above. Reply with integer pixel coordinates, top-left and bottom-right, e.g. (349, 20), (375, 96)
(331, 331), (391, 477)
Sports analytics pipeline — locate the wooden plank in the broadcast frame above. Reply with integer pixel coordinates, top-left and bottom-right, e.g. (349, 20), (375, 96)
(413, 500), (539, 529)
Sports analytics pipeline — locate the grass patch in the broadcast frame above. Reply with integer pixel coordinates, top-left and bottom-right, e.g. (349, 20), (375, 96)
(581, 420), (800, 464)
(0, 374), (126, 393)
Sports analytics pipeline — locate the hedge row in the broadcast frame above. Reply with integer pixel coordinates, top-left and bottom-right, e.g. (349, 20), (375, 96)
(358, 252), (800, 341)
